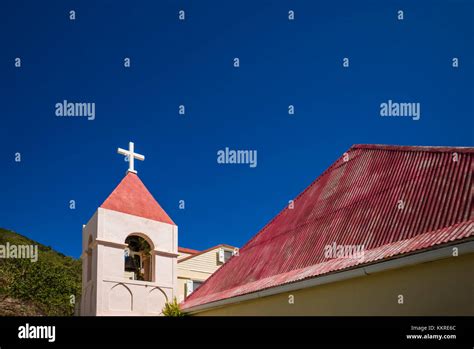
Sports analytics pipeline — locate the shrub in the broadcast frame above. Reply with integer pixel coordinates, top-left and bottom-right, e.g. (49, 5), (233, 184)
(162, 297), (186, 317)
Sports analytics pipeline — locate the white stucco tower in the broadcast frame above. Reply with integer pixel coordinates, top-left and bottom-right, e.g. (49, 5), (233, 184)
(80, 143), (178, 316)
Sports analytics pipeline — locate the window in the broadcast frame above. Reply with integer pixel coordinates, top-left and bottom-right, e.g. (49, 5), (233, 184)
(224, 250), (232, 262)
(192, 280), (203, 290)
(185, 280), (204, 297)
(218, 248), (233, 263)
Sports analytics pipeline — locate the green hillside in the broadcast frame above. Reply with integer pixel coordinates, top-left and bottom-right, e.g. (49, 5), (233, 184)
(0, 228), (81, 316)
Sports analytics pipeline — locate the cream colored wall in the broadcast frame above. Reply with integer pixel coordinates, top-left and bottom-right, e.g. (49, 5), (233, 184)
(178, 247), (223, 274)
(192, 252), (474, 316)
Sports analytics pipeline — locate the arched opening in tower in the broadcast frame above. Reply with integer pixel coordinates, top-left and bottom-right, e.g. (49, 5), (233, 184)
(124, 235), (153, 282)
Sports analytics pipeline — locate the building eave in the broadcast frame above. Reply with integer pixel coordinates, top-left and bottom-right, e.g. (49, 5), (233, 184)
(178, 244), (236, 263)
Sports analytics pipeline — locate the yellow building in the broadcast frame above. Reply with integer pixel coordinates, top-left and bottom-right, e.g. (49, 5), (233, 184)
(181, 145), (474, 316)
(177, 245), (236, 303)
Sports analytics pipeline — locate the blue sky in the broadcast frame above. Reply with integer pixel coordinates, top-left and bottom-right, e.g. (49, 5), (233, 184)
(0, 0), (472, 257)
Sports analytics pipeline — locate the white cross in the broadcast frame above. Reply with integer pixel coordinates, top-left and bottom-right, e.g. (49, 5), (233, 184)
(117, 142), (145, 174)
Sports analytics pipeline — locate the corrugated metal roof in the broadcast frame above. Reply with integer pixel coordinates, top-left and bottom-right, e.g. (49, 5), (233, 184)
(100, 172), (175, 225)
(182, 144), (473, 310)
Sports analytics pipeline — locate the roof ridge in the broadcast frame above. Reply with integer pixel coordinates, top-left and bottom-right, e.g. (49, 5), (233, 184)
(351, 144), (474, 153)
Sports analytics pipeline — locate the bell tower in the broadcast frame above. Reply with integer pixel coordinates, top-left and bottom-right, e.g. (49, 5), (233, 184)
(80, 142), (178, 316)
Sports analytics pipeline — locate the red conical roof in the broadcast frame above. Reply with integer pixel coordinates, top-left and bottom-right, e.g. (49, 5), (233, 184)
(100, 172), (175, 225)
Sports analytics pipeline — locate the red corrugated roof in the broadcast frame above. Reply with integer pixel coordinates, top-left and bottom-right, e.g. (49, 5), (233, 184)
(182, 144), (473, 310)
(100, 172), (175, 225)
